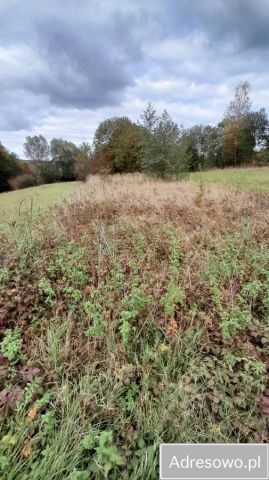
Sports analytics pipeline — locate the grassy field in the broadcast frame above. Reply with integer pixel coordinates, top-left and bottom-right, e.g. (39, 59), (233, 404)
(1, 166), (269, 229)
(0, 181), (79, 228)
(191, 166), (269, 191)
(1, 173), (269, 479)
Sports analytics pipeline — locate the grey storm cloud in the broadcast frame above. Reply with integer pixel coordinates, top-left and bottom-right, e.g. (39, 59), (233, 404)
(167, 0), (269, 51)
(0, 0), (269, 139)
(0, 0), (153, 129)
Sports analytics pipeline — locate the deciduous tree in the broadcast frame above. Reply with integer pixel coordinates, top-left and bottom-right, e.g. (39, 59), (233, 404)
(24, 135), (50, 162)
(223, 81), (252, 166)
(0, 143), (20, 192)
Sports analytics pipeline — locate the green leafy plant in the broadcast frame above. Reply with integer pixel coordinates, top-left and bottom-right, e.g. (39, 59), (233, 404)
(48, 241), (88, 287)
(0, 267), (9, 284)
(120, 284), (149, 346)
(220, 305), (252, 340)
(160, 229), (184, 317)
(84, 296), (105, 338)
(69, 469), (90, 480)
(95, 430), (125, 477)
(0, 327), (23, 362)
(85, 317), (105, 338)
(126, 383), (139, 413)
(63, 286), (82, 304)
(38, 277), (56, 305)
(160, 280), (185, 317)
(119, 317), (131, 346)
(0, 455), (10, 472)
(82, 429), (125, 478)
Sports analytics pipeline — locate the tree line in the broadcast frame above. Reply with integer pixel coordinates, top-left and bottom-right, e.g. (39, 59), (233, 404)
(0, 138), (92, 192)
(1, 81), (269, 192)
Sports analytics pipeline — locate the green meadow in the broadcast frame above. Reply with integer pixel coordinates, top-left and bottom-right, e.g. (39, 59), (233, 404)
(191, 166), (269, 192)
(0, 182), (79, 228)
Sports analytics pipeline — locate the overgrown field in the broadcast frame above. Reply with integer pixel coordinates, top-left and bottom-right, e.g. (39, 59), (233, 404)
(1, 174), (269, 479)
(191, 166), (269, 192)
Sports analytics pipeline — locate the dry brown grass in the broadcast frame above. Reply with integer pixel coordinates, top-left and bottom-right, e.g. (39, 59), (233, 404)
(56, 173), (269, 242)
(76, 173), (246, 206)
(77, 173), (269, 206)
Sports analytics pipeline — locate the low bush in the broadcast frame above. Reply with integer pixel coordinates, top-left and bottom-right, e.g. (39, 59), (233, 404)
(9, 173), (39, 190)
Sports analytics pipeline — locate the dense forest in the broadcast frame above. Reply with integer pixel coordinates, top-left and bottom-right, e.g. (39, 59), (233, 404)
(1, 81), (269, 192)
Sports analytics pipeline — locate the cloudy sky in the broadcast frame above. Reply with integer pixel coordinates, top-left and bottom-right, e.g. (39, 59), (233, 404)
(1, 0), (269, 155)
